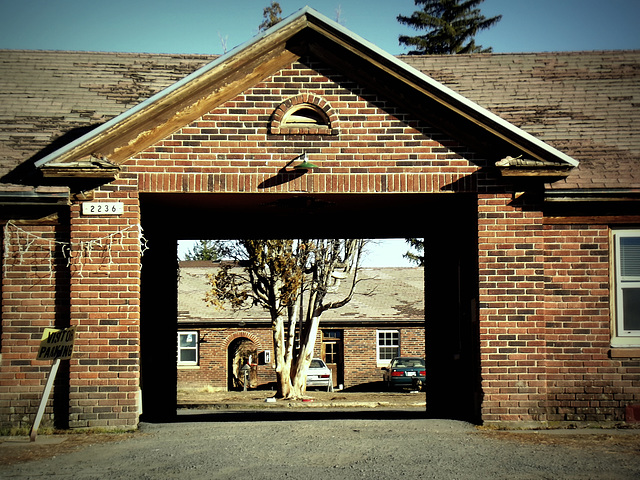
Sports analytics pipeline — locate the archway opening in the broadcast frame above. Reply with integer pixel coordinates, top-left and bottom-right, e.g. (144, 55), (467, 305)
(228, 338), (258, 391)
(140, 192), (480, 423)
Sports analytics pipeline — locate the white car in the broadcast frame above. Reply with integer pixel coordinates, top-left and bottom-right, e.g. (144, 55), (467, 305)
(306, 358), (333, 391)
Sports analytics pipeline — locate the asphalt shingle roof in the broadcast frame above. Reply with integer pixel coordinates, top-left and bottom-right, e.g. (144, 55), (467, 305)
(1, 49), (638, 189)
(0, 50), (213, 178)
(178, 263), (424, 323)
(401, 51), (640, 190)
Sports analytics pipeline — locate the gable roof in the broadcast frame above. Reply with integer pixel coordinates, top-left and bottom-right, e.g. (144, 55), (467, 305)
(178, 262), (424, 326)
(25, 7), (577, 172)
(1, 10), (638, 191)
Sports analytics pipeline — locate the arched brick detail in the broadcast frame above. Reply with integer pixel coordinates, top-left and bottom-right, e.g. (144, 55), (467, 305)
(270, 93), (339, 135)
(223, 330), (264, 350)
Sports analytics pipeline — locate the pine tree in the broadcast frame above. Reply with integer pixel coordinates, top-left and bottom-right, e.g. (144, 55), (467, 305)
(404, 238), (425, 266)
(398, 0), (502, 54)
(259, 1), (283, 32)
(184, 240), (226, 261)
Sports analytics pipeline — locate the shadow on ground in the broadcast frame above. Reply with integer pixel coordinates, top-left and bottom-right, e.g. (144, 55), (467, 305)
(171, 408), (429, 423)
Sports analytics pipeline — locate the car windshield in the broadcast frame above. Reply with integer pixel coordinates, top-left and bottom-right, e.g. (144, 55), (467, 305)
(310, 359), (324, 368)
(392, 358), (424, 368)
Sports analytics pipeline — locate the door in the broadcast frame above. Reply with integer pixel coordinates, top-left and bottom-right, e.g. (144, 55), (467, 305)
(321, 330), (343, 388)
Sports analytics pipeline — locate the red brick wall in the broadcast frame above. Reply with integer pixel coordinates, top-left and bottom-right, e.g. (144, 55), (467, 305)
(177, 328), (274, 389)
(541, 224), (627, 423)
(1, 223), (70, 429)
(66, 190), (142, 429)
(478, 194), (548, 423)
(130, 59), (479, 196)
(400, 328), (426, 358)
(478, 194), (638, 426)
(0, 187), (145, 430)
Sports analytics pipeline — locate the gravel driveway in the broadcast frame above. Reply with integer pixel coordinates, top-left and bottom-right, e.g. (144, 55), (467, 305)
(2, 410), (640, 479)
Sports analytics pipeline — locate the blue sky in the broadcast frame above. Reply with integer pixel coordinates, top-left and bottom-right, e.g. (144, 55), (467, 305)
(178, 239), (418, 267)
(2, 0), (637, 265)
(1, 0), (638, 55)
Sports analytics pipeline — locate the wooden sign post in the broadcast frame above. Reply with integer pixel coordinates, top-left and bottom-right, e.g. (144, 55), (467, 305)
(30, 327), (75, 442)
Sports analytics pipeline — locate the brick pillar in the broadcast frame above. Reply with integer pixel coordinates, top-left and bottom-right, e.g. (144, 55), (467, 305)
(0, 222), (70, 429)
(478, 194), (547, 424)
(68, 190), (141, 428)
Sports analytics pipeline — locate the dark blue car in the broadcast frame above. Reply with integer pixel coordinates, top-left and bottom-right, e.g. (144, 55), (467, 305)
(382, 357), (426, 390)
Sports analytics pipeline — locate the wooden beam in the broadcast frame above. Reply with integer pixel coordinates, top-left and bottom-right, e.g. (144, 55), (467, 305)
(108, 49), (300, 163)
(499, 169), (571, 177)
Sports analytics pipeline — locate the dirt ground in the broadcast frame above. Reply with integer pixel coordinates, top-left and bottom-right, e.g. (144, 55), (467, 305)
(2, 390), (639, 470)
(176, 388), (428, 409)
(1, 389), (425, 466)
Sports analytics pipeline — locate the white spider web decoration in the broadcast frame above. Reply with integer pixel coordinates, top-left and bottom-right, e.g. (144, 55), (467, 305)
(3, 221), (148, 279)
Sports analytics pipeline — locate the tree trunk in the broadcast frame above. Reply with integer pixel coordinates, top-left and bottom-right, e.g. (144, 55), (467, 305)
(290, 313), (322, 398)
(272, 314), (292, 398)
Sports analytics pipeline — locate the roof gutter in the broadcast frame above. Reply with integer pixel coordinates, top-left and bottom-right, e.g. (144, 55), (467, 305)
(0, 187), (70, 206)
(545, 188), (640, 202)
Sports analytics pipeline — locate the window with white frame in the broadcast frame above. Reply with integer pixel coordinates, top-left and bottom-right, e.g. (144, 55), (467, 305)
(377, 330), (399, 363)
(177, 331), (199, 365)
(613, 230), (640, 345)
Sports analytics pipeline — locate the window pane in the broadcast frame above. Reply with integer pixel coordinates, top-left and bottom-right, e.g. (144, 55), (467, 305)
(325, 343), (336, 363)
(379, 347), (398, 360)
(621, 237), (640, 278)
(180, 349), (197, 363)
(379, 332), (398, 346)
(180, 333), (196, 347)
(622, 288), (640, 331)
(323, 330), (342, 339)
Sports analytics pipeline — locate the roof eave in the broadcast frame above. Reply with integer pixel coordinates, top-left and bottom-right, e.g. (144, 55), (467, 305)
(33, 9), (311, 169)
(302, 10), (578, 167)
(33, 6), (578, 170)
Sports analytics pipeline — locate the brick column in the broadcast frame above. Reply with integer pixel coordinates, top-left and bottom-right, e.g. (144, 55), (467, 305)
(0, 223), (70, 429)
(478, 194), (547, 424)
(68, 188), (141, 428)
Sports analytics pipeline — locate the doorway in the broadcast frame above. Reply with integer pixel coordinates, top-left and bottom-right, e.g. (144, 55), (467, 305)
(140, 192), (480, 423)
(321, 330), (343, 388)
(228, 338), (258, 391)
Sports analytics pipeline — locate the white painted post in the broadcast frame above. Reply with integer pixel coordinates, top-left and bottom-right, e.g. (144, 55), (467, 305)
(30, 358), (61, 442)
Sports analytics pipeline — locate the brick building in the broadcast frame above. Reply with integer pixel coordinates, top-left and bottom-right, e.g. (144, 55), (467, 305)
(177, 261), (424, 391)
(1, 8), (639, 429)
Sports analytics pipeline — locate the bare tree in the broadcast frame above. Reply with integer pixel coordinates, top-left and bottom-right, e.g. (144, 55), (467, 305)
(218, 32), (228, 54)
(205, 239), (365, 399)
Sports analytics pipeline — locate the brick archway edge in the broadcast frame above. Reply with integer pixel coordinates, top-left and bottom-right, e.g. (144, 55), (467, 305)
(224, 331), (264, 351)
